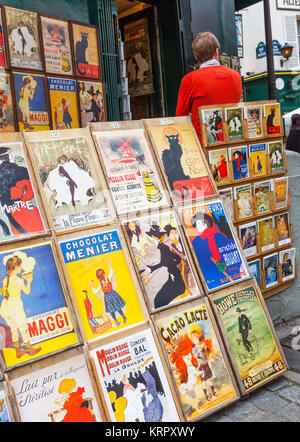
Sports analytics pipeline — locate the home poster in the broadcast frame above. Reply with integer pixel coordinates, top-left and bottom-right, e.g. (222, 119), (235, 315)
(59, 229), (145, 342)
(13, 73), (50, 132)
(147, 123), (214, 203)
(0, 141), (45, 242)
(123, 211), (200, 311)
(155, 299), (238, 421)
(212, 284), (286, 392)
(90, 328), (179, 422)
(48, 77), (79, 130)
(10, 353), (102, 422)
(180, 200), (248, 291)
(93, 128), (168, 215)
(78, 81), (105, 127)
(0, 242), (78, 369)
(0, 73), (14, 132)
(27, 135), (111, 232)
(72, 23), (100, 79)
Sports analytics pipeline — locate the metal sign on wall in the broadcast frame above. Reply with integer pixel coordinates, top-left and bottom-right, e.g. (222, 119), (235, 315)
(277, 0), (300, 10)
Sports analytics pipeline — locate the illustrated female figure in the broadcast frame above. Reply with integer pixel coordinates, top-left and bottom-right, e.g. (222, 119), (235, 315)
(59, 95), (72, 129)
(136, 154), (162, 204)
(265, 259), (277, 285)
(0, 255), (41, 359)
(282, 253), (293, 278)
(256, 155), (263, 174)
(19, 75), (36, 130)
(89, 259), (126, 327)
(277, 215), (288, 240)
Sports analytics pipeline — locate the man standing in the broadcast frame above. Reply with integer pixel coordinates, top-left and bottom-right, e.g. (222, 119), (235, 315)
(237, 307), (253, 353)
(176, 32), (242, 146)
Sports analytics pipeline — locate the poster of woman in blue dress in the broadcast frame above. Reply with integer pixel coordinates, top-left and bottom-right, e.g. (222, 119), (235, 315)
(181, 200), (248, 291)
(229, 146), (249, 181)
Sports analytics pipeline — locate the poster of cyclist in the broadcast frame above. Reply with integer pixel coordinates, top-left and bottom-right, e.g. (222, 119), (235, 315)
(144, 117), (216, 204)
(210, 281), (287, 394)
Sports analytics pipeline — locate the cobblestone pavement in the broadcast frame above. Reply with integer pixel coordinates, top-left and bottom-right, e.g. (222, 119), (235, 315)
(204, 319), (300, 422)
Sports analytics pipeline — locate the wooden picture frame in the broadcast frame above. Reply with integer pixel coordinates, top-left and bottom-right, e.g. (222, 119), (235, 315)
(0, 70), (17, 132)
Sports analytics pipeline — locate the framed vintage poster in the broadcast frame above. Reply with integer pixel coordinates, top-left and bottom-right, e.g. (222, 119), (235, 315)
(249, 143), (267, 177)
(23, 127), (114, 233)
(274, 212), (291, 247)
(71, 22), (101, 79)
(257, 216), (275, 252)
(268, 140), (285, 174)
(13, 72), (50, 132)
(0, 9), (7, 69)
(0, 238), (79, 370)
(263, 252), (278, 288)
(272, 177), (288, 209)
(200, 108), (225, 145)
(238, 221), (257, 258)
(91, 121), (169, 216)
(0, 381), (14, 421)
(210, 280), (287, 394)
(122, 210), (202, 312)
(248, 259), (261, 288)
(225, 106), (244, 142)
(90, 327), (180, 422)
(4, 6), (43, 71)
(58, 227), (147, 344)
(48, 77), (79, 130)
(219, 187), (234, 220)
(208, 148), (230, 185)
(234, 183), (253, 220)
(40, 16), (73, 76)
(78, 81), (106, 127)
(179, 199), (249, 293)
(244, 105), (263, 139)
(153, 298), (239, 422)
(9, 349), (103, 422)
(254, 180), (271, 215)
(264, 103), (281, 136)
(143, 116), (216, 204)
(279, 248), (296, 282)
(228, 146), (249, 181)
(0, 133), (47, 244)
(0, 72), (15, 132)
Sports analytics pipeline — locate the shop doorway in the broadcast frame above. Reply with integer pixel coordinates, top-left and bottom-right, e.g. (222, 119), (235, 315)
(116, 0), (164, 120)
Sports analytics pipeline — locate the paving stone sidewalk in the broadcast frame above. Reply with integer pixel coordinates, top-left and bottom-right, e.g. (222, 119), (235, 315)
(204, 318), (300, 422)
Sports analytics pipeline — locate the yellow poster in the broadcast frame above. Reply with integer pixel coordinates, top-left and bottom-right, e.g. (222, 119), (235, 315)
(59, 229), (145, 342)
(249, 143), (267, 177)
(48, 77), (79, 129)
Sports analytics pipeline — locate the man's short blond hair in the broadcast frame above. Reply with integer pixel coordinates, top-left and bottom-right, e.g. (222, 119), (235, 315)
(192, 32), (220, 65)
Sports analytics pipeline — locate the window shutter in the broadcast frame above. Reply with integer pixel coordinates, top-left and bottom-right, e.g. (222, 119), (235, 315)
(284, 15), (299, 69)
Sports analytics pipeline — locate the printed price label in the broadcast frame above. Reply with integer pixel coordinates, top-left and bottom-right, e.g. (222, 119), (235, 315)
(50, 130), (60, 137)
(111, 122), (120, 129)
(160, 119), (174, 125)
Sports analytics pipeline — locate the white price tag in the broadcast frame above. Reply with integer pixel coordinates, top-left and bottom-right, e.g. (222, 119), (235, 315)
(50, 130), (60, 137)
(111, 122), (120, 129)
(160, 119), (174, 125)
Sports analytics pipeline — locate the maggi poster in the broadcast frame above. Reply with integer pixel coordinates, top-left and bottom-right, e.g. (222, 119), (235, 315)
(48, 77), (79, 130)
(59, 230), (145, 342)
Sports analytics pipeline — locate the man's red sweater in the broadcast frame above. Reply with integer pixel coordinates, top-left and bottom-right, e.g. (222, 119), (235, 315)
(176, 65), (242, 146)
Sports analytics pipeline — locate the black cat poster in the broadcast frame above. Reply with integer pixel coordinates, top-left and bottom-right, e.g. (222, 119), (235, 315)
(72, 23), (100, 79)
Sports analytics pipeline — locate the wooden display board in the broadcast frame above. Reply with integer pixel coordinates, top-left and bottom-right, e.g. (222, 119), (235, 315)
(22, 127), (116, 235)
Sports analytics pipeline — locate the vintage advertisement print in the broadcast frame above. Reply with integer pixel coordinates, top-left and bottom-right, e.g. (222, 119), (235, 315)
(13, 73), (50, 132)
(78, 81), (105, 127)
(201, 108), (225, 144)
(0, 385), (12, 421)
(0, 73), (14, 132)
(123, 211), (200, 311)
(212, 283), (286, 392)
(264, 103), (281, 136)
(258, 217), (275, 252)
(48, 77), (79, 130)
(225, 107), (244, 142)
(249, 143), (267, 177)
(59, 229), (145, 342)
(219, 188), (234, 220)
(10, 353), (103, 422)
(275, 212), (291, 246)
(263, 253), (278, 288)
(5, 7), (42, 70)
(26, 134), (111, 232)
(228, 146), (249, 181)
(72, 23), (100, 79)
(244, 105), (263, 138)
(0, 13), (7, 69)
(234, 183), (253, 219)
(268, 141), (284, 174)
(272, 177), (288, 209)
(254, 181), (271, 214)
(0, 242), (78, 369)
(146, 122), (215, 202)
(90, 328), (179, 422)
(180, 200), (248, 291)
(0, 141), (45, 242)
(155, 299), (238, 421)
(279, 248), (296, 282)
(93, 128), (168, 215)
(248, 259), (261, 288)
(239, 221), (257, 257)
(41, 16), (73, 76)
(208, 148), (229, 184)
